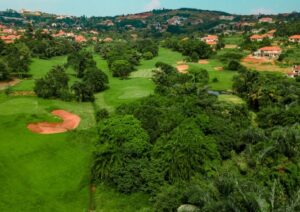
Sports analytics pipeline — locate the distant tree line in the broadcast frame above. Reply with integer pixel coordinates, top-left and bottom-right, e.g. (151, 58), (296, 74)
(95, 39), (159, 78)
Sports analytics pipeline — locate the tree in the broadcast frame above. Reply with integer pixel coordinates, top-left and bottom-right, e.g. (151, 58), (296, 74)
(0, 61), (10, 81)
(93, 115), (151, 193)
(111, 60), (133, 78)
(34, 65), (69, 99)
(67, 50), (96, 78)
(5, 43), (31, 77)
(227, 60), (242, 71)
(83, 67), (109, 92)
(71, 81), (95, 102)
(153, 120), (220, 182)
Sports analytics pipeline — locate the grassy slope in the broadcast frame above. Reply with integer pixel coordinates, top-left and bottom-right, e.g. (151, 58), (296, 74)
(189, 59), (237, 91)
(0, 94), (95, 211)
(94, 47), (183, 111)
(0, 47), (237, 211)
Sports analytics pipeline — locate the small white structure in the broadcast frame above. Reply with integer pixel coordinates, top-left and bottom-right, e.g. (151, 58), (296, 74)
(289, 35), (300, 43)
(253, 46), (282, 59)
(288, 66), (300, 78)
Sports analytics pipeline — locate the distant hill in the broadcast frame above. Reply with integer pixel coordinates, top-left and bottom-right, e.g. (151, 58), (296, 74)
(1, 8), (300, 34)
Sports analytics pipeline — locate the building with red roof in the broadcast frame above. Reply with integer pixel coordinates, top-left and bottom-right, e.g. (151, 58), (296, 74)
(259, 17), (274, 23)
(253, 46), (282, 58)
(0, 35), (21, 43)
(201, 35), (219, 46)
(75, 35), (87, 43)
(289, 35), (300, 43)
(287, 65), (300, 78)
(250, 33), (274, 41)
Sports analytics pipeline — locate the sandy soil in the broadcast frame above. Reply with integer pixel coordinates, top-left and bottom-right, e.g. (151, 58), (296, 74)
(198, 60), (209, 64)
(176, 64), (189, 74)
(214, 67), (224, 71)
(0, 79), (21, 90)
(27, 110), (81, 134)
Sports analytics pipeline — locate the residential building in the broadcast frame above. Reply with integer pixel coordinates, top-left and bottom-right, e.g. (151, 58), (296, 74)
(289, 35), (300, 43)
(253, 46), (282, 58)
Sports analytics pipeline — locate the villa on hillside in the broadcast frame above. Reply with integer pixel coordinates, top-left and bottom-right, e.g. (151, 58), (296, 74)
(288, 65), (300, 78)
(0, 35), (21, 43)
(259, 17), (274, 23)
(253, 46), (282, 59)
(289, 35), (300, 43)
(75, 35), (87, 43)
(201, 35), (219, 46)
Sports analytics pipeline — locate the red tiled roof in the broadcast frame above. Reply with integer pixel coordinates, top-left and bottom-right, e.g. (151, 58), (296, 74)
(75, 35), (87, 43)
(289, 35), (300, 39)
(259, 46), (281, 51)
(250, 34), (265, 39)
(294, 65), (300, 71)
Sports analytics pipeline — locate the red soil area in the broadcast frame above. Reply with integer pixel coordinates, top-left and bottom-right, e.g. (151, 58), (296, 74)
(27, 110), (81, 134)
(198, 59), (209, 64)
(176, 64), (189, 74)
(242, 55), (272, 64)
(0, 78), (21, 90)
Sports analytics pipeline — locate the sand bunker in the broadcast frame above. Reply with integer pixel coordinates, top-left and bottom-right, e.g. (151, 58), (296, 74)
(176, 64), (189, 74)
(198, 60), (209, 64)
(27, 110), (81, 134)
(214, 67), (224, 71)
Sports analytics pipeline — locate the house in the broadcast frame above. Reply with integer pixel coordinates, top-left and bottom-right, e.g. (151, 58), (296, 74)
(219, 16), (235, 21)
(259, 17), (274, 23)
(0, 35), (21, 43)
(167, 16), (183, 26)
(103, 37), (113, 42)
(75, 35), (87, 43)
(289, 35), (300, 43)
(250, 33), (274, 41)
(201, 35), (219, 46)
(100, 20), (114, 26)
(253, 46), (282, 58)
(287, 65), (300, 78)
(250, 34), (266, 41)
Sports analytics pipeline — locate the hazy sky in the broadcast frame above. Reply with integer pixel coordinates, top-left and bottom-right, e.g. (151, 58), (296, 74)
(0, 0), (299, 16)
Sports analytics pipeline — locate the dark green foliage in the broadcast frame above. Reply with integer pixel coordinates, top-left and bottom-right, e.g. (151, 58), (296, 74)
(34, 65), (70, 99)
(227, 60), (242, 71)
(163, 37), (213, 59)
(71, 81), (95, 102)
(24, 30), (79, 59)
(83, 67), (109, 92)
(0, 60), (10, 81)
(67, 50), (96, 78)
(5, 43), (31, 76)
(95, 108), (110, 123)
(93, 115), (151, 193)
(111, 60), (133, 78)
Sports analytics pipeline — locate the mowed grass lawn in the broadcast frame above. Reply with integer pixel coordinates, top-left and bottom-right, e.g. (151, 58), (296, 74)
(189, 59), (237, 91)
(0, 94), (96, 211)
(13, 56), (72, 91)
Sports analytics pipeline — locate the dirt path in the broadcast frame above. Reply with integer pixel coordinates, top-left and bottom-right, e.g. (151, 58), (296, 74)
(0, 79), (21, 90)
(27, 110), (81, 134)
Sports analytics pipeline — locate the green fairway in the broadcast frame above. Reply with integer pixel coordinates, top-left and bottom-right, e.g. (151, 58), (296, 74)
(94, 54), (155, 111)
(13, 56), (71, 91)
(189, 60), (237, 91)
(218, 94), (245, 104)
(0, 94), (95, 211)
(95, 184), (152, 212)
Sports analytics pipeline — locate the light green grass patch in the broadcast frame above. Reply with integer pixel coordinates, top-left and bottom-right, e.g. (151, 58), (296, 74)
(188, 60), (237, 91)
(95, 184), (152, 212)
(218, 94), (245, 104)
(0, 95), (95, 212)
